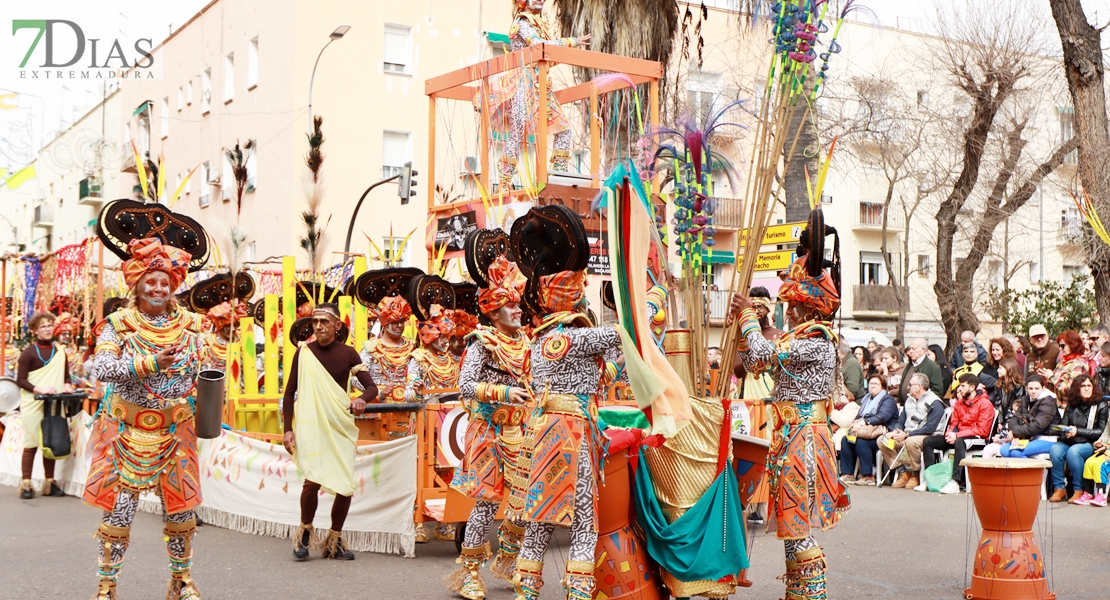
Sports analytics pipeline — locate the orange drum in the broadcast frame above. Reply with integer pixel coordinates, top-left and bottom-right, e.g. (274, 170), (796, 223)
(595, 450), (666, 600)
(732, 433), (771, 507)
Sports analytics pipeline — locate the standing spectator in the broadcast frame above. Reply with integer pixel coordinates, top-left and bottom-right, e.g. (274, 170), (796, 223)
(1026, 324), (1060, 376)
(880, 372), (946, 490)
(1049, 374), (1108, 504)
(892, 338), (904, 356)
(1081, 330), (1093, 354)
(839, 374), (898, 486)
(950, 330), (988, 370)
(1044, 331), (1090, 395)
(841, 340), (865, 401)
(1094, 342), (1110, 393)
(1087, 325), (1110, 374)
(1005, 334), (1027, 374)
(853, 346), (874, 380)
(928, 344), (954, 394)
(998, 374), (1060, 458)
(898, 338), (944, 404)
(921, 374), (994, 494)
(867, 340), (880, 356)
(878, 346), (906, 396)
(948, 343), (998, 397)
(707, 346), (721, 370)
(987, 337), (1016, 372)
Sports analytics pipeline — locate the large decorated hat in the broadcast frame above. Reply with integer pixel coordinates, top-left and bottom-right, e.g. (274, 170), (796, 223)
(350, 267), (424, 309)
(465, 228), (513, 287)
(601, 280), (616, 312)
(509, 204), (589, 279)
(179, 271), (255, 313)
(778, 208), (841, 317)
(96, 199), (209, 272)
(452, 282), (480, 317)
(408, 274), (456, 322)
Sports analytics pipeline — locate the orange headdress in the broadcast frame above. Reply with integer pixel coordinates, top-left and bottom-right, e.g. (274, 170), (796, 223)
(375, 296), (412, 325)
(121, 238), (191, 290)
(477, 257), (526, 315)
(538, 270), (587, 314)
(416, 304), (454, 345)
(206, 301), (250, 331)
(53, 312), (76, 336)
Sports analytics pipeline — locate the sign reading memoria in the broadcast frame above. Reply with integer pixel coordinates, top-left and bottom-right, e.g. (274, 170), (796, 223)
(736, 249), (795, 272)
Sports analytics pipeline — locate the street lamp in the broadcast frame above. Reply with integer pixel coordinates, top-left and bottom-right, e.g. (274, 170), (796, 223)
(308, 25), (351, 130)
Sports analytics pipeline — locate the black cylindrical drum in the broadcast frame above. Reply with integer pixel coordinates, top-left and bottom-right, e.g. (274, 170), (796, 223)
(195, 369), (226, 439)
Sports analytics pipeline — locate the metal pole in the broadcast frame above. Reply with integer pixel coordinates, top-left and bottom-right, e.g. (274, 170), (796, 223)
(344, 175), (402, 254)
(307, 39), (335, 131)
(1038, 187), (1044, 284)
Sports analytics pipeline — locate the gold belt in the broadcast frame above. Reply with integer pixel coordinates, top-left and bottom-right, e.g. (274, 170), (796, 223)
(107, 396), (194, 431)
(771, 400), (828, 426)
(541, 393), (597, 419)
(490, 405), (528, 427)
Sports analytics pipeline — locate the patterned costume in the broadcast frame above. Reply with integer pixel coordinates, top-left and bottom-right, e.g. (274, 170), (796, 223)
(447, 257), (531, 600)
(360, 296), (416, 440)
(513, 269), (620, 600)
(84, 237), (206, 600)
(199, 302), (247, 371)
(405, 305), (460, 402)
(479, 0), (580, 190)
(735, 211), (849, 600)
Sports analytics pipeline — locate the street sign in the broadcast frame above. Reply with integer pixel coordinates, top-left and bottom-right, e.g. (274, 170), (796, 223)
(736, 249), (795, 272)
(739, 221), (805, 247)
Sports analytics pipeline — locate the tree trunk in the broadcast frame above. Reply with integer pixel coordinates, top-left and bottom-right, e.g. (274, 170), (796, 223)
(783, 103), (817, 222)
(1050, 0), (1110, 325)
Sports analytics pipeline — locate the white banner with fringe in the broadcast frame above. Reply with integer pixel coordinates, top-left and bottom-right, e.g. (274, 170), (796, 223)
(0, 414), (417, 557)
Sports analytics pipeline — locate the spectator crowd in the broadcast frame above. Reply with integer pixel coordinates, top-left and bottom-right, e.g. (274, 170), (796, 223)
(834, 325), (1110, 504)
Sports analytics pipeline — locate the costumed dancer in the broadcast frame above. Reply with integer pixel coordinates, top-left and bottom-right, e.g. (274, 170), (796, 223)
(483, 0), (590, 190)
(200, 302), (247, 371)
(361, 297), (415, 428)
(84, 198), (213, 600)
(446, 256), (531, 600)
(731, 209), (850, 600)
(282, 303), (377, 562)
(514, 270), (619, 600)
(15, 311), (73, 499)
(182, 271), (256, 372)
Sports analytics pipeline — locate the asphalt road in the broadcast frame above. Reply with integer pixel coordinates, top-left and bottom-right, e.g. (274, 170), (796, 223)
(1, 483), (1107, 599)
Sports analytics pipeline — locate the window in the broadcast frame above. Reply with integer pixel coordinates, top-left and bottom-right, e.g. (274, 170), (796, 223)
(247, 242), (257, 262)
(1063, 265), (1088, 281)
(160, 97), (169, 138)
(1029, 262), (1040, 282)
(916, 89), (928, 111)
(186, 80), (193, 106)
(384, 24), (412, 74)
(1059, 108), (1077, 164)
(247, 37), (259, 89)
(173, 174), (181, 204)
(382, 131), (410, 179)
(177, 87), (183, 111)
(858, 202), (884, 227)
(917, 254), (930, 277)
(382, 237), (412, 267)
(136, 106), (151, 156)
(686, 71), (723, 125)
(859, 251), (888, 285)
(224, 53), (235, 103)
(820, 193), (833, 204)
(201, 68), (212, 114)
(702, 264), (723, 288)
(1062, 205), (1082, 239)
(199, 161), (211, 207)
(246, 141), (257, 191)
(988, 260), (1003, 290)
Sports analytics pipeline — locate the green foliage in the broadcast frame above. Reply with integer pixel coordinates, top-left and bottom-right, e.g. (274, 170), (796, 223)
(986, 276), (1098, 337)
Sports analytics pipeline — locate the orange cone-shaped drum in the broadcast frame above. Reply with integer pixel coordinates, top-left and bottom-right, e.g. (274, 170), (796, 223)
(595, 450), (666, 600)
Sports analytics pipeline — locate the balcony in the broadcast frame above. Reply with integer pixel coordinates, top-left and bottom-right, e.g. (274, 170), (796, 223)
(853, 201), (904, 232)
(713, 197), (745, 230)
(78, 176), (103, 208)
(32, 204), (53, 228)
(1059, 217), (1086, 246)
(852, 284), (909, 315)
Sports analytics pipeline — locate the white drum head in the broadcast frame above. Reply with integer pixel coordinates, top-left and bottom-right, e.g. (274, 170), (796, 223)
(0, 377), (20, 412)
(438, 407), (469, 468)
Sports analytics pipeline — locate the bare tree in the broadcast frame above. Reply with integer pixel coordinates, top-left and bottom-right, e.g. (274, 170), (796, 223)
(929, 3), (1078, 353)
(1049, 0), (1110, 322)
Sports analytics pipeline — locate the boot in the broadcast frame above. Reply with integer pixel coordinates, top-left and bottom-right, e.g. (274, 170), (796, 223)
(42, 478), (66, 497)
(445, 542), (490, 600)
(563, 560), (594, 600)
(905, 474), (920, 490)
(779, 559), (803, 600)
(321, 529), (355, 560)
(490, 520), (524, 582)
(164, 519), (200, 599)
(292, 523), (315, 561)
(795, 547), (828, 600)
(19, 479), (34, 499)
(512, 558), (543, 600)
(891, 471), (911, 489)
(498, 157), (518, 192)
(93, 523), (129, 600)
(434, 522), (457, 541)
(415, 523), (430, 543)
(550, 149), (571, 172)
(1049, 488), (1067, 502)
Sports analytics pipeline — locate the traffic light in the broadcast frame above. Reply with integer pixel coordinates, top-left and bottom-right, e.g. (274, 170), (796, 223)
(398, 161), (418, 205)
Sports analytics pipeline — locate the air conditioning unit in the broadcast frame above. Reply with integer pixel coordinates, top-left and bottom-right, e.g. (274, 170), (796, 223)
(384, 62), (406, 74)
(460, 156), (480, 175)
(32, 204), (53, 228)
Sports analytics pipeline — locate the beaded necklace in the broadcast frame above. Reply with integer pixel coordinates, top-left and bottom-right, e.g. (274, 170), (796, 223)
(34, 341), (56, 364)
(474, 327), (530, 383)
(416, 348), (459, 388)
(372, 338), (414, 385)
(121, 309), (199, 401)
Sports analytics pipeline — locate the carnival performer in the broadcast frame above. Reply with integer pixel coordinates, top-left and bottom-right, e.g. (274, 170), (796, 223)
(15, 311), (73, 499)
(513, 269), (621, 600)
(84, 238), (206, 600)
(54, 312), (92, 391)
(446, 257), (531, 600)
(282, 303), (378, 562)
(730, 209), (849, 600)
(200, 301), (248, 371)
(405, 305), (460, 402)
(483, 0), (590, 190)
(448, 308), (479, 362)
(361, 296), (414, 406)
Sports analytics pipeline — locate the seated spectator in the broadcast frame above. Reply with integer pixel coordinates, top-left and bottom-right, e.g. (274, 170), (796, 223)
(921, 373), (994, 494)
(1087, 325), (1110, 375)
(998, 374), (1060, 458)
(830, 393), (860, 452)
(1044, 330), (1091, 396)
(1095, 342), (1110, 393)
(928, 343), (954, 395)
(1026, 324), (1060, 376)
(839, 374), (899, 486)
(949, 330), (987, 369)
(988, 337), (1016, 373)
(879, 372), (946, 490)
(1050, 374), (1108, 504)
(853, 346), (874, 380)
(982, 358), (1026, 458)
(1005, 334), (1027, 374)
(1080, 419), (1110, 507)
(948, 343), (998, 398)
(867, 340), (880, 356)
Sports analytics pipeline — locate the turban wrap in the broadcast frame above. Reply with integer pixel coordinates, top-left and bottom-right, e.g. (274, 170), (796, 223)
(477, 257), (526, 315)
(538, 270), (586, 314)
(777, 257), (840, 317)
(122, 238), (191, 290)
(416, 304), (454, 346)
(375, 296), (412, 325)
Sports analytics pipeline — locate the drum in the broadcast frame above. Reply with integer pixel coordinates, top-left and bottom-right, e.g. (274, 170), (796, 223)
(0, 377), (20, 412)
(437, 406), (467, 469)
(732, 433), (770, 507)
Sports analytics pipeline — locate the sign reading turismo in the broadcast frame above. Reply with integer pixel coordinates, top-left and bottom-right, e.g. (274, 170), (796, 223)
(12, 20), (157, 79)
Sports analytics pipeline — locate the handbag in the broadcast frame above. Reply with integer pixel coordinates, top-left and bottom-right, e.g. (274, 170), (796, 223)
(849, 418), (887, 440)
(40, 397), (73, 460)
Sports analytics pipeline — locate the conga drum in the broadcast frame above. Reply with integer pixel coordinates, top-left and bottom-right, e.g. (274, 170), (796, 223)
(732, 433), (770, 508)
(594, 450), (667, 600)
(962, 457), (1055, 600)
